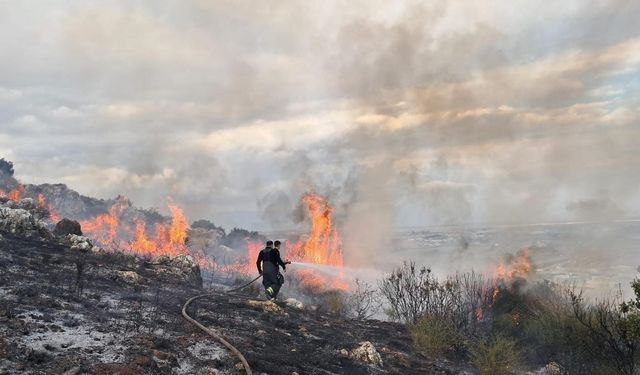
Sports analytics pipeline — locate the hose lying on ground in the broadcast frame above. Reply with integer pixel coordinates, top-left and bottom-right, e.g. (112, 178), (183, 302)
(182, 275), (262, 375)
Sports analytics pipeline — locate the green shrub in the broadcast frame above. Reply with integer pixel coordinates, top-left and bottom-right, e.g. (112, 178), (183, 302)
(470, 335), (521, 375)
(410, 315), (462, 355)
(318, 290), (348, 316)
(570, 284), (640, 375)
(522, 282), (594, 373)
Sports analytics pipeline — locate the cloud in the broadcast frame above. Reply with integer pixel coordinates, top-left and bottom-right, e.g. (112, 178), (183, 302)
(0, 0), (638, 234)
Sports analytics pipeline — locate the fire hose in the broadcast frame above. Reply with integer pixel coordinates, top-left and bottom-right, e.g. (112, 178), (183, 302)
(181, 274), (262, 375)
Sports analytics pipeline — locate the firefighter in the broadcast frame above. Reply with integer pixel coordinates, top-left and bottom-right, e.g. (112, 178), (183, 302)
(256, 240), (290, 300)
(273, 240), (289, 292)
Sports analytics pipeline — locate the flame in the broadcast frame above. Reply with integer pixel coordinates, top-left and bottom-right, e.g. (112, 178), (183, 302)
(494, 248), (532, 281)
(286, 193), (348, 291)
(475, 307), (484, 321)
(0, 185), (60, 223)
(288, 193), (343, 266)
(245, 240), (263, 272)
(491, 248), (533, 302)
(37, 193), (61, 223)
(77, 197), (190, 258)
(0, 182), (197, 261)
(237, 194), (349, 291)
(130, 221), (156, 254)
(79, 200), (127, 246)
(168, 201), (188, 247)
(0, 185), (25, 201)
(194, 255), (217, 272)
(128, 201), (190, 257)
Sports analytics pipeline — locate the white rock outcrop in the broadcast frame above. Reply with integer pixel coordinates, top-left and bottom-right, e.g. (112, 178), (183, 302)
(65, 234), (94, 252)
(0, 207), (48, 238)
(349, 341), (383, 368)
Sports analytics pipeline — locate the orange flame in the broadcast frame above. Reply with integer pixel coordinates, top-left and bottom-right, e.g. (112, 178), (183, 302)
(168, 201), (188, 247)
(79, 199), (127, 246)
(128, 201), (190, 257)
(130, 221), (156, 254)
(288, 193), (343, 266)
(286, 193), (348, 291)
(77, 197), (190, 258)
(0, 185), (25, 201)
(38, 193), (61, 223)
(245, 240), (263, 273)
(194, 255), (217, 272)
(494, 248), (532, 281)
(491, 248), (533, 302)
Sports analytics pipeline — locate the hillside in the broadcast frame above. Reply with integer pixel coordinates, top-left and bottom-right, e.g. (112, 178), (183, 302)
(0, 200), (473, 375)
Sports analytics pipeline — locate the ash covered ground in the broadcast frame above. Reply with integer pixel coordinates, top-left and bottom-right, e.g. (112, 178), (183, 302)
(0, 200), (475, 375)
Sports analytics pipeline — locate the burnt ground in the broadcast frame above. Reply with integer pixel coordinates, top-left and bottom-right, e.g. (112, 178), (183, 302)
(189, 293), (473, 375)
(0, 232), (474, 375)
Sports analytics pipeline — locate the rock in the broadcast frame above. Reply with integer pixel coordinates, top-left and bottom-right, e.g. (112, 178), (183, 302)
(62, 367), (81, 375)
(530, 362), (563, 375)
(64, 234), (93, 252)
(115, 270), (142, 283)
(247, 300), (284, 314)
(284, 298), (304, 310)
(349, 341), (383, 368)
(53, 218), (82, 236)
(7, 198), (38, 211)
(156, 254), (203, 287)
(0, 207), (50, 239)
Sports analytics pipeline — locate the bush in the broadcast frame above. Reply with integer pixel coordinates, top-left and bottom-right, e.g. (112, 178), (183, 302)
(470, 335), (521, 375)
(452, 271), (495, 336)
(379, 261), (459, 324)
(522, 281), (594, 374)
(347, 278), (381, 320)
(570, 285), (640, 375)
(410, 315), (463, 355)
(319, 290), (348, 316)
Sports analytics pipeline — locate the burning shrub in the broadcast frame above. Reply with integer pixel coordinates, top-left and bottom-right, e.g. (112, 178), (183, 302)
(469, 335), (522, 375)
(452, 271), (495, 336)
(410, 315), (463, 356)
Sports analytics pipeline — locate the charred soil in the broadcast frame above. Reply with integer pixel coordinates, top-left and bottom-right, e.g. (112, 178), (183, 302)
(0, 233), (472, 375)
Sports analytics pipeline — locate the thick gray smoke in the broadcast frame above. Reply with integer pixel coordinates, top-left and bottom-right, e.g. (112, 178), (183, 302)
(1, 1), (639, 283)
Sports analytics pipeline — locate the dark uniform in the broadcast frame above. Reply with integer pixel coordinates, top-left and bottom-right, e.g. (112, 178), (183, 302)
(256, 246), (287, 299)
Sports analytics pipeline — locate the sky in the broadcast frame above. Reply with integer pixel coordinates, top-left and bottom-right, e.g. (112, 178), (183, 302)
(0, 0), (639, 232)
